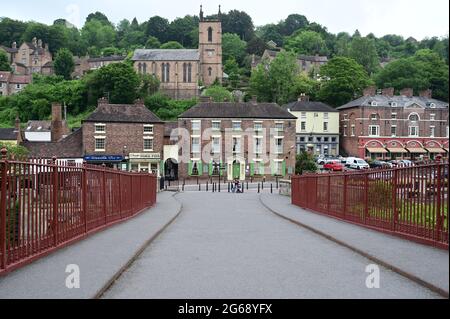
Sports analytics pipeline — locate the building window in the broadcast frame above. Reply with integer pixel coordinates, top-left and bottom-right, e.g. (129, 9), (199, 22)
(143, 125), (154, 134)
(191, 120), (201, 132)
(142, 63), (147, 74)
(95, 124), (106, 134)
(430, 114), (436, 121)
(331, 137), (337, 143)
(254, 122), (263, 132)
(301, 122), (306, 132)
(409, 126), (419, 137)
(391, 113), (397, 120)
(254, 137), (263, 154)
(391, 125), (397, 137)
(308, 136), (313, 142)
(273, 161), (283, 176)
(232, 121), (241, 131)
(143, 138), (154, 151)
(16, 84), (22, 90)
(323, 122), (329, 132)
(430, 126), (435, 137)
(316, 137), (322, 143)
(162, 63), (170, 82)
(409, 113), (419, 122)
(192, 137), (200, 154)
(95, 138), (106, 151)
(208, 67), (212, 77)
(301, 112), (306, 119)
(212, 121), (221, 131)
(343, 125), (347, 137)
(212, 137), (221, 154)
(369, 125), (379, 137)
(351, 125), (355, 136)
(188, 63), (192, 83)
(183, 63), (187, 82)
(324, 112), (329, 120)
(275, 138), (283, 154)
(208, 27), (213, 42)
(232, 137), (241, 153)
(275, 122), (284, 132)
(371, 114), (378, 121)
(191, 161), (200, 176)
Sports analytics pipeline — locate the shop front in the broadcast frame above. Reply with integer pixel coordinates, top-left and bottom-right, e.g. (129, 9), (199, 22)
(84, 155), (125, 169)
(129, 153), (161, 175)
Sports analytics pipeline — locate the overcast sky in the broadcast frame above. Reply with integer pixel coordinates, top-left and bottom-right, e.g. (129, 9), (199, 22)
(1, 0), (448, 40)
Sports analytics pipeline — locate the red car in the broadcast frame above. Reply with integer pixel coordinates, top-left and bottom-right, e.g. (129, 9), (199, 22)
(324, 160), (344, 172)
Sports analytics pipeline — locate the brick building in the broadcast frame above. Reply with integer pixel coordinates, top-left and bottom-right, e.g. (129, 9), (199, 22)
(82, 98), (165, 173)
(0, 71), (32, 96)
(338, 87), (449, 160)
(176, 97), (297, 181)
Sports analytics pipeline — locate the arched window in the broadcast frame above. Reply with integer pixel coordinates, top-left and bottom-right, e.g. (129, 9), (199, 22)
(183, 63), (187, 82)
(161, 63), (165, 82)
(208, 27), (213, 42)
(208, 67), (212, 77)
(142, 63), (147, 75)
(409, 113), (420, 122)
(166, 63), (170, 82)
(188, 63), (192, 83)
(138, 63), (142, 74)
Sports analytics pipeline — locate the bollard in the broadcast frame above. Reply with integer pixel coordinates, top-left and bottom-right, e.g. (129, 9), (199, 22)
(228, 183), (230, 193)
(212, 183), (215, 193)
(271, 184), (273, 194)
(246, 181), (249, 190)
(258, 183), (260, 193)
(218, 182), (221, 192)
(242, 183), (244, 193)
(261, 181), (264, 190)
(206, 182), (209, 192)
(199, 183), (201, 191)
(182, 183), (185, 192)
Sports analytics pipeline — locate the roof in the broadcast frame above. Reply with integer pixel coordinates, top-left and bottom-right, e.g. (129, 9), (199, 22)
(88, 55), (125, 63)
(132, 49), (200, 61)
(21, 128), (83, 159)
(43, 61), (53, 67)
(337, 95), (450, 110)
(25, 121), (51, 132)
(179, 102), (297, 120)
(84, 102), (163, 124)
(9, 74), (32, 84)
(0, 71), (11, 82)
(164, 121), (178, 137)
(0, 128), (17, 140)
(298, 55), (328, 63)
(284, 101), (338, 112)
(0, 45), (18, 53)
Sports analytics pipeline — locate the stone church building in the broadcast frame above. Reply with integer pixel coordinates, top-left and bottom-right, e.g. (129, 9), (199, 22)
(132, 6), (223, 99)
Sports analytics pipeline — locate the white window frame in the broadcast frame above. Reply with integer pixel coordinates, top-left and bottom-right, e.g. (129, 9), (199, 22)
(254, 137), (263, 154)
(301, 112), (307, 120)
(143, 137), (154, 151)
(232, 121), (242, 131)
(430, 126), (435, 138)
(212, 121), (221, 131)
(95, 137), (106, 152)
(369, 125), (380, 137)
(212, 137), (221, 154)
(391, 113), (397, 120)
(301, 121), (306, 132)
(430, 114), (436, 121)
(323, 121), (329, 132)
(191, 120), (201, 132)
(232, 137), (241, 153)
(143, 124), (154, 134)
(254, 122), (263, 132)
(95, 123), (106, 134)
(351, 125), (355, 137)
(274, 137), (284, 154)
(409, 126), (419, 137)
(191, 137), (201, 154)
(391, 125), (397, 137)
(323, 112), (329, 120)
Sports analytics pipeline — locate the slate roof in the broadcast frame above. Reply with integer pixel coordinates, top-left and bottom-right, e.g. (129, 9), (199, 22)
(0, 128), (17, 140)
(21, 128), (83, 159)
(337, 95), (449, 110)
(284, 101), (338, 112)
(0, 71), (11, 82)
(25, 121), (52, 132)
(84, 102), (163, 124)
(298, 55), (328, 63)
(132, 49), (200, 61)
(0, 45), (18, 53)
(179, 102), (297, 119)
(88, 55), (125, 63)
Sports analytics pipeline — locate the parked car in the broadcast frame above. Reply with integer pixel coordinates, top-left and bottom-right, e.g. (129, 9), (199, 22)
(324, 160), (344, 172)
(400, 160), (414, 167)
(317, 156), (338, 165)
(345, 157), (360, 167)
(388, 160), (400, 168)
(348, 158), (370, 170)
(369, 160), (388, 169)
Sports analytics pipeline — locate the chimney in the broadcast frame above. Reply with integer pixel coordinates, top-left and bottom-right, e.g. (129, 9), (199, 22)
(298, 94), (310, 102)
(134, 98), (145, 106)
(51, 103), (63, 142)
(12, 42), (17, 49)
(382, 87), (395, 97)
(32, 37), (37, 47)
(419, 89), (432, 99)
(400, 88), (414, 98)
(363, 86), (376, 97)
(37, 39), (43, 48)
(98, 96), (109, 107)
(15, 115), (23, 144)
(251, 95), (258, 105)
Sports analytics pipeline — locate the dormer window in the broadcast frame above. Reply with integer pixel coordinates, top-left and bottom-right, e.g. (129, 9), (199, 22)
(389, 102), (397, 107)
(371, 101), (378, 107)
(430, 103), (436, 108)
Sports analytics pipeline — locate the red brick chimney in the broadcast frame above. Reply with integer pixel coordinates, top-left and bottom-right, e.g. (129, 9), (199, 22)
(15, 115), (23, 144)
(97, 97), (109, 107)
(51, 103), (64, 142)
(363, 86), (376, 97)
(298, 94), (310, 102)
(419, 89), (432, 99)
(400, 88), (414, 98)
(134, 98), (145, 106)
(251, 95), (258, 105)
(382, 87), (395, 97)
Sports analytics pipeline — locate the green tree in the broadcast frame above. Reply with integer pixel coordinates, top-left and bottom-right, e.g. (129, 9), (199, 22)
(202, 86), (233, 102)
(145, 16), (170, 43)
(292, 74), (321, 100)
(222, 33), (247, 65)
(279, 14), (309, 36)
(168, 15), (198, 48)
(81, 19), (116, 50)
(138, 74), (160, 97)
(285, 30), (328, 55)
(246, 36), (268, 55)
(0, 51), (11, 71)
(0, 18), (28, 47)
(318, 56), (372, 107)
(256, 24), (284, 47)
(160, 41), (184, 49)
(85, 63), (140, 104)
(53, 48), (75, 80)
(295, 151), (318, 175)
(221, 10), (255, 41)
(349, 37), (380, 74)
(86, 12), (113, 27)
(145, 36), (161, 49)
(224, 58), (240, 88)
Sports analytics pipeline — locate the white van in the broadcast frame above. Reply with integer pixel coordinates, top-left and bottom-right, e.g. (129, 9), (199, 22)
(346, 157), (370, 170)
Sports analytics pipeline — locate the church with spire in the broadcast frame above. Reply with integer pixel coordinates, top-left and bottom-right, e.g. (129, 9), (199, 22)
(132, 6), (223, 99)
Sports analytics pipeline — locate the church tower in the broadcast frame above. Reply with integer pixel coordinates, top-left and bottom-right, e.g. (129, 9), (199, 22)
(199, 5), (223, 86)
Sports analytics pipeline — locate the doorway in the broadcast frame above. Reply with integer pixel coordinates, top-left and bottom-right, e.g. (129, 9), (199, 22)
(165, 158), (179, 181)
(232, 160), (241, 180)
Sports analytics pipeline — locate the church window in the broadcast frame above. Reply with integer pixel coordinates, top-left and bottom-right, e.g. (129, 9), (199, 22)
(188, 63), (192, 83)
(208, 27), (213, 42)
(166, 63), (170, 82)
(208, 67), (212, 77)
(138, 63), (142, 74)
(183, 63), (187, 82)
(161, 63), (170, 83)
(142, 63), (147, 74)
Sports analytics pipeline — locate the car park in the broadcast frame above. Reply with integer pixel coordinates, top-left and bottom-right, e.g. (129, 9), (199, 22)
(348, 158), (370, 170)
(323, 160), (344, 172)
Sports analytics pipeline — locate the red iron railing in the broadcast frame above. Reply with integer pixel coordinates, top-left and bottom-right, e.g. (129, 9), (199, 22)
(292, 162), (449, 249)
(0, 151), (157, 275)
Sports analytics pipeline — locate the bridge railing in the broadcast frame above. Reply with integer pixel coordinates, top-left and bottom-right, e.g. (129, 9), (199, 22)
(291, 162), (449, 249)
(0, 150), (157, 275)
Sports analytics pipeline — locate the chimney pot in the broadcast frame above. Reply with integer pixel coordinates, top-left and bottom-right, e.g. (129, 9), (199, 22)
(400, 88), (414, 98)
(363, 86), (377, 97)
(98, 97), (109, 107)
(134, 98), (144, 106)
(298, 94), (310, 102)
(51, 103), (63, 142)
(419, 89), (432, 99)
(382, 87), (395, 97)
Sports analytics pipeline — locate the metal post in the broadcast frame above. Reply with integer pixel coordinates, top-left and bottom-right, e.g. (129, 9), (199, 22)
(271, 184), (273, 194)
(52, 157), (59, 246)
(247, 181), (249, 190)
(199, 183), (201, 191)
(364, 173), (369, 225)
(327, 175), (331, 213)
(206, 182), (209, 192)
(102, 164), (107, 224)
(1, 148), (8, 270)
(218, 182), (221, 192)
(435, 165), (442, 242)
(82, 162), (88, 232)
(392, 169), (397, 232)
(343, 175), (348, 219)
(258, 183), (260, 193)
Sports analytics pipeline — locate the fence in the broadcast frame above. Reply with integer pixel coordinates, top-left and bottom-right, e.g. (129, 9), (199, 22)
(0, 151), (157, 275)
(291, 162), (449, 249)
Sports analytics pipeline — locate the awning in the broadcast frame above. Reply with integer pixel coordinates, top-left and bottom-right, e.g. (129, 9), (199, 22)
(387, 148), (408, 153)
(426, 148), (446, 153)
(366, 148), (388, 154)
(407, 148), (427, 154)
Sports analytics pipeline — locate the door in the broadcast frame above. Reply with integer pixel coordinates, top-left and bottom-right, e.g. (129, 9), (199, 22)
(232, 161), (241, 180)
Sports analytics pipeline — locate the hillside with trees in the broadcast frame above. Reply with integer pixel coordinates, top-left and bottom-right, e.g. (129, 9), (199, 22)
(0, 9), (448, 127)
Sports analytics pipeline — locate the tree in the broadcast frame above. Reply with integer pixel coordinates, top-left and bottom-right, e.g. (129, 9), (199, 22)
(349, 37), (380, 74)
(85, 63), (140, 104)
(160, 41), (184, 49)
(0, 18), (28, 47)
(246, 36), (268, 55)
(0, 51), (11, 71)
(279, 14), (309, 36)
(53, 48), (74, 80)
(221, 10), (255, 41)
(145, 16), (170, 43)
(292, 74), (321, 100)
(202, 86), (233, 102)
(21, 22), (69, 55)
(145, 36), (161, 49)
(318, 57), (373, 107)
(138, 74), (160, 97)
(222, 33), (247, 65)
(81, 19), (116, 50)
(256, 24), (284, 47)
(285, 30), (328, 56)
(86, 12), (113, 27)
(295, 151), (318, 175)
(168, 15), (198, 48)
(224, 58), (240, 88)
(3, 143), (29, 160)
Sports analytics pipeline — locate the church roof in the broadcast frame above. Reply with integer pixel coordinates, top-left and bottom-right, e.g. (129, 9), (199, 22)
(132, 49), (200, 62)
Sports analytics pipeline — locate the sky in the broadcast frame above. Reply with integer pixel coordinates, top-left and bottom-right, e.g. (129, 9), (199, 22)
(1, 0), (448, 40)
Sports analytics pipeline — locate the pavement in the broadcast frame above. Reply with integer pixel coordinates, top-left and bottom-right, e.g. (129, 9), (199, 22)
(259, 193), (449, 296)
(101, 192), (443, 299)
(0, 192), (182, 299)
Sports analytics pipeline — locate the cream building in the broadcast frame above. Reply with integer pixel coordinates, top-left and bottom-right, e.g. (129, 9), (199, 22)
(284, 96), (340, 156)
(132, 6), (223, 99)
